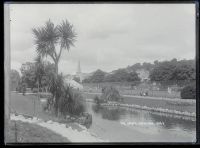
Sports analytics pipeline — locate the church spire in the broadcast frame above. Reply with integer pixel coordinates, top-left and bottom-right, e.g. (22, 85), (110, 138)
(77, 60), (81, 74)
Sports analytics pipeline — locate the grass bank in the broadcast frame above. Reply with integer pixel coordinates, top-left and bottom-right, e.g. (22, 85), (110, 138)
(6, 120), (70, 143)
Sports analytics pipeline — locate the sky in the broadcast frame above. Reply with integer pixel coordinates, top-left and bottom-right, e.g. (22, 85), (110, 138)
(9, 3), (196, 75)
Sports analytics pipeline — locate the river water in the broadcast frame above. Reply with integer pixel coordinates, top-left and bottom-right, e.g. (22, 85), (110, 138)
(85, 102), (196, 142)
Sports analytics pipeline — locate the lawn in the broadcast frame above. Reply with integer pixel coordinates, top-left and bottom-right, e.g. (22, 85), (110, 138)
(6, 120), (70, 143)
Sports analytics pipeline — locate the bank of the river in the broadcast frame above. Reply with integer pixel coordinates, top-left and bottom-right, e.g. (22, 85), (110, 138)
(82, 92), (196, 117)
(9, 113), (105, 142)
(6, 120), (70, 143)
(10, 92), (105, 142)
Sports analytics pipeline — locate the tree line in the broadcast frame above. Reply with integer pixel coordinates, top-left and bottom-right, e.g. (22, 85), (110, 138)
(82, 58), (195, 84)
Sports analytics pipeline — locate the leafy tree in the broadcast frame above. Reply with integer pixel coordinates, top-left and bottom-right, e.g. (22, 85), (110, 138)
(154, 60), (159, 65)
(142, 62), (154, 71)
(90, 69), (106, 83)
(20, 60), (56, 92)
(104, 69), (140, 82)
(149, 59), (195, 86)
(181, 83), (196, 99)
(20, 62), (36, 89)
(105, 69), (129, 82)
(82, 69), (107, 83)
(42, 62), (56, 90)
(34, 55), (45, 92)
(101, 86), (123, 102)
(127, 71), (141, 82)
(10, 69), (20, 91)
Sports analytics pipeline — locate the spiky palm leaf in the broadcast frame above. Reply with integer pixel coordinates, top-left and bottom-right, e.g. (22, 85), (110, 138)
(32, 19), (59, 58)
(58, 20), (77, 50)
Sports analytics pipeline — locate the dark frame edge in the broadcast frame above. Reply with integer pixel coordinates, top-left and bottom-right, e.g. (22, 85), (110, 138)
(196, 0), (199, 145)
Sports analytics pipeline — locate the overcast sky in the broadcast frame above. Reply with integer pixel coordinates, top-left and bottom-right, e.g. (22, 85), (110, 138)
(10, 4), (195, 75)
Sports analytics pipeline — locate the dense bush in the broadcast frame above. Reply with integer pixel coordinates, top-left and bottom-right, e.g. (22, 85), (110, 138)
(44, 87), (86, 116)
(180, 84), (196, 99)
(101, 86), (123, 102)
(94, 95), (105, 104)
(43, 73), (86, 117)
(58, 87), (86, 116)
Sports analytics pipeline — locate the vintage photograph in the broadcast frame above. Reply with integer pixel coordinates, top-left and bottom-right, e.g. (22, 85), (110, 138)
(5, 3), (196, 143)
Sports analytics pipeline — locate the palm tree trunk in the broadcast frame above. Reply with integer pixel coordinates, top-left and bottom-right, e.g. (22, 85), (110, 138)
(54, 60), (59, 117)
(55, 61), (58, 75)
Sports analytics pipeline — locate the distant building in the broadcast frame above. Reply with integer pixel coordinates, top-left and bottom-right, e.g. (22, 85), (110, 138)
(136, 69), (150, 82)
(75, 61), (92, 82)
(64, 61), (92, 85)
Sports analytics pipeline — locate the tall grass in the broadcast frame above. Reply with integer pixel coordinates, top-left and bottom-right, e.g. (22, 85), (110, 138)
(45, 73), (85, 117)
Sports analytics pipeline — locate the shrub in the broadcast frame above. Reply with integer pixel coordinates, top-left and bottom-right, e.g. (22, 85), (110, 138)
(180, 84), (196, 99)
(94, 95), (105, 105)
(58, 87), (86, 116)
(46, 73), (86, 117)
(101, 86), (123, 102)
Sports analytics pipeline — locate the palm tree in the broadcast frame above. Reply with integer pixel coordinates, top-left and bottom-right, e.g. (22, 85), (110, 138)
(32, 19), (77, 75)
(32, 19), (77, 116)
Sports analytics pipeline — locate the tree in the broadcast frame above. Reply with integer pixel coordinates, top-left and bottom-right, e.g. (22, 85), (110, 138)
(10, 69), (20, 91)
(34, 55), (45, 92)
(41, 62), (56, 91)
(32, 19), (77, 75)
(180, 83), (196, 99)
(32, 19), (77, 116)
(90, 69), (106, 83)
(82, 69), (107, 83)
(149, 59), (195, 87)
(104, 69), (140, 82)
(142, 62), (154, 71)
(127, 71), (141, 82)
(101, 86), (123, 102)
(19, 60), (56, 92)
(20, 62), (36, 89)
(106, 69), (130, 82)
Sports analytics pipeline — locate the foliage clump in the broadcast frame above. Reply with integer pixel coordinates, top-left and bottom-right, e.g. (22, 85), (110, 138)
(45, 73), (85, 116)
(101, 86), (123, 102)
(180, 83), (196, 99)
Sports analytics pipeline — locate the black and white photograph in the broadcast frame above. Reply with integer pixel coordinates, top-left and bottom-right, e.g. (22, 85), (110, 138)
(4, 3), (196, 143)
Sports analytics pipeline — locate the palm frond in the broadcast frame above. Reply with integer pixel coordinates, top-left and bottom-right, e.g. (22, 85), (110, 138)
(58, 19), (77, 50)
(32, 19), (59, 58)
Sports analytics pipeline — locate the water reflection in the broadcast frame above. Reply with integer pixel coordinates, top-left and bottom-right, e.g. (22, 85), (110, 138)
(92, 104), (124, 120)
(150, 113), (196, 132)
(91, 103), (195, 132)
